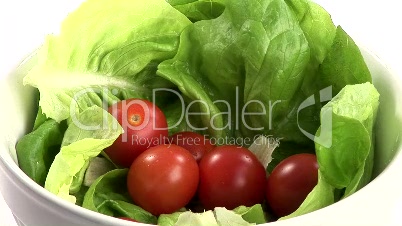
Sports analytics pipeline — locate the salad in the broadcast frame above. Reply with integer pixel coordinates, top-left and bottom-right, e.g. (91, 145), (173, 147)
(15, 0), (380, 225)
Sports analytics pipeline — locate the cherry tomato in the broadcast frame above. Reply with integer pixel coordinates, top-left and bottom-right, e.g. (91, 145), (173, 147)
(118, 217), (138, 222)
(127, 144), (199, 215)
(266, 153), (319, 217)
(198, 145), (266, 210)
(169, 131), (215, 162)
(105, 98), (168, 168)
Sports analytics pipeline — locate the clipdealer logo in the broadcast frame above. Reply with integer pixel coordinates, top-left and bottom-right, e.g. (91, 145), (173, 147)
(68, 86), (333, 147)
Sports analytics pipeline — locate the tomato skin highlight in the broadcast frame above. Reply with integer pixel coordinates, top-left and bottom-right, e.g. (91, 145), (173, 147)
(105, 99), (168, 168)
(198, 145), (266, 210)
(169, 131), (215, 162)
(127, 144), (199, 215)
(266, 153), (319, 217)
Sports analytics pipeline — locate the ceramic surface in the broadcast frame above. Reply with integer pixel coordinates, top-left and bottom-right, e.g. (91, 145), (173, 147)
(1, 1), (402, 225)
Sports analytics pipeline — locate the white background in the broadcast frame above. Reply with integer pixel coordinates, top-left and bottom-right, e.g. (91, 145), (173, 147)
(0, 0), (401, 226)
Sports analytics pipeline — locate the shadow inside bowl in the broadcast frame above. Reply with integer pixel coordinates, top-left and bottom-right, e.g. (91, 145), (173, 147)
(363, 49), (402, 178)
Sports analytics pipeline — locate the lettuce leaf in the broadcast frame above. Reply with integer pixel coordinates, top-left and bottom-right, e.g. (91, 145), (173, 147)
(16, 119), (66, 186)
(158, 204), (265, 226)
(232, 204), (267, 224)
(158, 212), (185, 226)
(168, 0), (225, 22)
(316, 26), (372, 94)
(316, 83), (379, 194)
(274, 0), (372, 145)
(174, 211), (220, 226)
(215, 207), (255, 226)
(23, 0), (191, 122)
(44, 106), (122, 203)
(285, 0), (336, 63)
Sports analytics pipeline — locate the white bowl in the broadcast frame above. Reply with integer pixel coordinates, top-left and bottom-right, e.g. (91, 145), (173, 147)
(1, 45), (402, 226)
(1, 1), (402, 225)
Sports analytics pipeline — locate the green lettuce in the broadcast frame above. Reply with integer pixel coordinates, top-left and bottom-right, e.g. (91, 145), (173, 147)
(158, 204), (265, 226)
(44, 106), (122, 203)
(233, 204), (267, 224)
(316, 83), (379, 196)
(174, 211), (220, 226)
(316, 27), (372, 94)
(16, 119), (66, 186)
(168, 0), (225, 22)
(23, 0), (191, 123)
(33, 106), (48, 130)
(158, 212), (184, 226)
(274, 0), (372, 145)
(285, 0), (336, 63)
(273, 26), (372, 146)
(69, 160), (90, 194)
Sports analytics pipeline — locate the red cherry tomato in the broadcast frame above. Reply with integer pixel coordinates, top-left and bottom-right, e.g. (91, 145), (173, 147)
(198, 145), (266, 210)
(105, 99), (168, 168)
(266, 153), (319, 217)
(169, 131), (215, 162)
(127, 144), (199, 215)
(118, 217), (138, 222)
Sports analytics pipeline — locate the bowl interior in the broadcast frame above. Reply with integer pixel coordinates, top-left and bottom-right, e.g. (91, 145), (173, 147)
(1, 47), (402, 223)
(0, 53), (39, 166)
(366, 50), (402, 177)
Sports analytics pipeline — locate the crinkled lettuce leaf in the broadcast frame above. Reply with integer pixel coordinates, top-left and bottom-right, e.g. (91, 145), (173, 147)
(33, 106), (48, 130)
(274, 0), (372, 145)
(23, 0), (191, 122)
(83, 169), (157, 224)
(233, 204), (267, 224)
(69, 160), (90, 194)
(316, 27), (372, 94)
(174, 211), (220, 226)
(158, 204), (265, 226)
(275, 26), (372, 144)
(285, 0), (336, 63)
(316, 83), (379, 194)
(158, 212), (184, 226)
(44, 106), (122, 203)
(168, 0), (225, 22)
